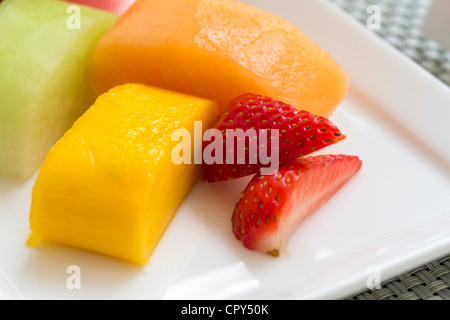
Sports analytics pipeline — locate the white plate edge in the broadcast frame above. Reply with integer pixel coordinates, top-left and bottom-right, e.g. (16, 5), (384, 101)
(241, 0), (450, 299)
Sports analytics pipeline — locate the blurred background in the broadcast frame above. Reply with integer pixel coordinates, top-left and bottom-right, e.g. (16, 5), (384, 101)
(328, 0), (450, 86)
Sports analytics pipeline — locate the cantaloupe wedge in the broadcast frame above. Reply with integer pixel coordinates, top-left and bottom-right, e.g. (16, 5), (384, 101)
(90, 0), (348, 116)
(0, 0), (117, 180)
(27, 84), (219, 264)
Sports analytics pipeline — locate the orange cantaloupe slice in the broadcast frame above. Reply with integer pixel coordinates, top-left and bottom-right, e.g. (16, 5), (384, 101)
(90, 0), (348, 116)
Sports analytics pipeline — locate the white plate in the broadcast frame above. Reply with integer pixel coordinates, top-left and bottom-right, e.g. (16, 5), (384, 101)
(1, 0), (450, 300)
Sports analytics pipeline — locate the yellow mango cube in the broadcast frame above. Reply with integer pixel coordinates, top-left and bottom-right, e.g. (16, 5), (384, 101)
(27, 84), (219, 264)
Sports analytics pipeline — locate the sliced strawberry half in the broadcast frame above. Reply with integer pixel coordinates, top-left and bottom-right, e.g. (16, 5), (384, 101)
(231, 154), (362, 257)
(202, 93), (346, 182)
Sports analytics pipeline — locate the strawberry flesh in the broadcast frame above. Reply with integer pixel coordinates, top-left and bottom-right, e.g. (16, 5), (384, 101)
(202, 93), (346, 182)
(231, 155), (362, 257)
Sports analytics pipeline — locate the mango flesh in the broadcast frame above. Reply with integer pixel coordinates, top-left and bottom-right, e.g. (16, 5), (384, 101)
(0, 0), (117, 180)
(90, 0), (349, 116)
(28, 84), (219, 264)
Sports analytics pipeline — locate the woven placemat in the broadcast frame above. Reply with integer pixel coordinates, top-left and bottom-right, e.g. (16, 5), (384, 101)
(328, 0), (450, 86)
(347, 255), (450, 300)
(326, 0), (450, 300)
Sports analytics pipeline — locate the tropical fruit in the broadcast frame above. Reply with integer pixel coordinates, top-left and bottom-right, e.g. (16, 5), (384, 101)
(27, 84), (219, 264)
(0, 0), (117, 180)
(90, 0), (348, 115)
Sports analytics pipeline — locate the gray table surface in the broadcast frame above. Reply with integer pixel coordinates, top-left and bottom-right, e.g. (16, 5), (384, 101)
(327, 0), (450, 300)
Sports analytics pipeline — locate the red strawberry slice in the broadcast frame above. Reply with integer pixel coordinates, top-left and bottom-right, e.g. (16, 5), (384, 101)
(231, 155), (362, 257)
(202, 93), (346, 182)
